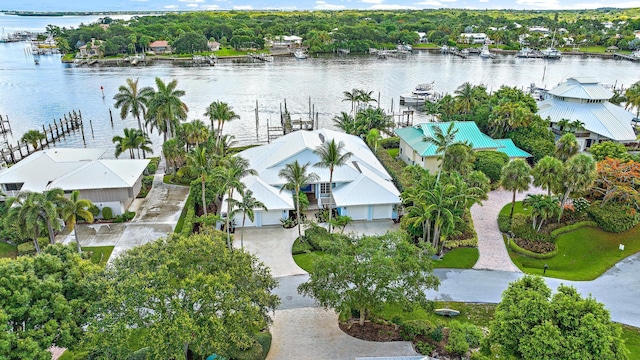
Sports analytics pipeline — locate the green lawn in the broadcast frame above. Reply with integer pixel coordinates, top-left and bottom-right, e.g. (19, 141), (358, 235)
(623, 325), (640, 357)
(498, 200), (532, 218)
(82, 246), (114, 267)
(293, 251), (327, 273)
(214, 47), (251, 56)
(387, 148), (399, 158)
(412, 43), (440, 49)
(0, 242), (17, 259)
(377, 301), (496, 326)
(434, 247), (479, 269)
(509, 225), (640, 281)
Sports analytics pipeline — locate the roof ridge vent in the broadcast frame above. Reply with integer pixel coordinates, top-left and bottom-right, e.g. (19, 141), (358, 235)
(319, 133), (325, 143)
(352, 160), (362, 173)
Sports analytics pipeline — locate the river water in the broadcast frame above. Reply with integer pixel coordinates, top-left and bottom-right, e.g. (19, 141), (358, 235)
(1, 14), (639, 155)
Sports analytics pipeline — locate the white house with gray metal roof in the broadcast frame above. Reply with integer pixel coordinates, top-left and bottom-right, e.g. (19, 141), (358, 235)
(0, 148), (149, 215)
(537, 77), (637, 150)
(227, 129), (401, 227)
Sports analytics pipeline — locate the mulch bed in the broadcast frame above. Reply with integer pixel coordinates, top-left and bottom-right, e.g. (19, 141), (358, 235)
(339, 320), (403, 342)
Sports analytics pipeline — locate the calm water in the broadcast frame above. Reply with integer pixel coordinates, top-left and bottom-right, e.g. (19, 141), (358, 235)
(1, 14), (639, 155)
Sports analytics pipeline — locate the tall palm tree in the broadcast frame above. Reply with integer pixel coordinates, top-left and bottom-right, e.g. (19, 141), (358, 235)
(342, 89), (358, 115)
(279, 160), (319, 240)
(179, 120), (209, 151)
(555, 132), (580, 162)
(556, 153), (596, 220)
(522, 194), (560, 232)
(6, 192), (47, 253)
(501, 159), (532, 219)
(180, 145), (214, 216)
(58, 190), (94, 253)
(113, 128), (153, 159)
(556, 118), (572, 133)
(205, 101), (240, 147)
(228, 189), (267, 248)
(531, 156), (563, 196)
(21, 130), (45, 151)
(423, 122), (459, 184)
(113, 78), (153, 134)
(625, 81), (640, 118)
(145, 77), (189, 142)
(356, 89), (377, 109)
(214, 156), (257, 250)
(313, 139), (352, 233)
(490, 101), (532, 138)
(365, 128), (382, 152)
(332, 112), (355, 134)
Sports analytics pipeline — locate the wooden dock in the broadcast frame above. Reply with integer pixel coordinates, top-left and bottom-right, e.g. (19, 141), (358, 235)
(613, 53), (640, 62)
(0, 115), (11, 136)
(0, 110), (86, 166)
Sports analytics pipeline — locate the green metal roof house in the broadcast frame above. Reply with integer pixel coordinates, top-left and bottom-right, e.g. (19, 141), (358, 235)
(394, 121), (531, 172)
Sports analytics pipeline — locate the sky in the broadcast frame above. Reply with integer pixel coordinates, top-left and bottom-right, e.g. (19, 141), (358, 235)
(1, 0), (640, 12)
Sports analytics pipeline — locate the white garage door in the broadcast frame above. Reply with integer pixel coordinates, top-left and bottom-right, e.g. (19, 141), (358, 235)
(347, 206), (368, 221)
(373, 205), (391, 219)
(261, 210), (284, 226)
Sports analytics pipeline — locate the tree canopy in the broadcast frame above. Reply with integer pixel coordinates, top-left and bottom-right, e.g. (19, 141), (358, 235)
(83, 231), (279, 359)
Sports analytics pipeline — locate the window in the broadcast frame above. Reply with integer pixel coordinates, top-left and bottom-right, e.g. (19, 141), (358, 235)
(3, 183), (23, 191)
(320, 183), (331, 195)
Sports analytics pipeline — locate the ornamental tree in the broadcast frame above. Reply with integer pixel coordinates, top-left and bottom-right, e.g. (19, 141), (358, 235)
(298, 232), (439, 326)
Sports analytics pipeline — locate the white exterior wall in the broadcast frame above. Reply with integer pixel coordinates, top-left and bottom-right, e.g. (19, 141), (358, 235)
(94, 201), (124, 217)
(261, 210), (286, 226)
(233, 212), (257, 228)
(373, 205), (392, 219)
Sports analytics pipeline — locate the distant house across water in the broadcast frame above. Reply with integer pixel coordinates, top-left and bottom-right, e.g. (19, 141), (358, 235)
(149, 40), (171, 54)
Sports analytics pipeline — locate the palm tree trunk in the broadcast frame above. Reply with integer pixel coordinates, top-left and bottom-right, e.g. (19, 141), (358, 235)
(296, 188), (302, 240)
(359, 308), (366, 326)
(328, 169), (333, 233)
(241, 213), (246, 249)
(509, 190), (517, 218)
(74, 226), (82, 253)
(201, 176), (207, 217)
(422, 220), (428, 243)
(46, 218), (55, 244)
(226, 189), (233, 251)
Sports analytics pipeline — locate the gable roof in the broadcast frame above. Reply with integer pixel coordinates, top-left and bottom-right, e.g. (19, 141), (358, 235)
(395, 121), (502, 157)
(0, 148), (149, 192)
(537, 98), (637, 142)
(224, 175), (294, 211)
(149, 40), (169, 48)
(332, 167), (400, 206)
(494, 139), (532, 158)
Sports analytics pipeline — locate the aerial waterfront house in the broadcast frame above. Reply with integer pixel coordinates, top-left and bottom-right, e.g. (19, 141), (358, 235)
(226, 129), (401, 227)
(458, 33), (488, 44)
(537, 77), (637, 151)
(395, 121), (531, 173)
(149, 40), (171, 54)
(0, 148), (149, 216)
(78, 38), (104, 57)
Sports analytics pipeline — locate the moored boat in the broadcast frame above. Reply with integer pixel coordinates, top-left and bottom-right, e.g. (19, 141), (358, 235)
(293, 49), (307, 59)
(400, 82), (437, 106)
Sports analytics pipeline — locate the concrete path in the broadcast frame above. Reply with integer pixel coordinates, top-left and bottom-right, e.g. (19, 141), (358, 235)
(267, 308), (418, 360)
(59, 173), (189, 262)
(471, 187), (545, 272)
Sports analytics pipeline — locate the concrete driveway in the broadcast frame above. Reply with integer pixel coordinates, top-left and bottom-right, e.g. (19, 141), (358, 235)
(59, 174), (189, 262)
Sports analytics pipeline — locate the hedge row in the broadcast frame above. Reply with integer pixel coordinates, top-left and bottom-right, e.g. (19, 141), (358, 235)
(587, 201), (640, 233)
(375, 147), (406, 192)
(443, 237), (478, 249)
(181, 207), (196, 237)
(378, 136), (400, 149)
(550, 221), (598, 241)
(17, 238), (49, 255)
(174, 192), (195, 234)
(508, 237), (557, 259)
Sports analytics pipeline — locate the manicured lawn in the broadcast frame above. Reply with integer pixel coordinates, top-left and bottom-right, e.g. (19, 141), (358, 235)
(498, 200), (531, 218)
(387, 148), (399, 158)
(378, 301), (496, 326)
(412, 43), (440, 49)
(83, 246), (114, 267)
(623, 325), (640, 357)
(434, 247), (479, 269)
(0, 242), (17, 259)
(214, 47), (251, 56)
(293, 251), (327, 273)
(509, 224), (640, 281)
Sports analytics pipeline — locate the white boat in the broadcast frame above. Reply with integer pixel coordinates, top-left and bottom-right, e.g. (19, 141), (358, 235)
(515, 47), (539, 58)
(400, 82), (436, 106)
(541, 46), (562, 59)
(480, 44), (493, 59)
(293, 49), (306, 59)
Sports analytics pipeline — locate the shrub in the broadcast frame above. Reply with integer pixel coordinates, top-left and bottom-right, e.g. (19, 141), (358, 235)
(17, 238), (49, 255)
(497, 213), (511, 233)
(375, 147), (406, 191)
(280, 218), (295, 229)
(181, 208), (196, 237)
(101, 207), (113, 220)
(304, 224), (332, 251)
(415, 341), (435, 356)
(446, 322), (470, 356)
(550, 221), (598, 241)
(379, 136), (400, 149)
(227, 340), (263, 360)
(443, 237), (478, 249)
(430, 326), (444, 342)
(89, 204), (100, 217)
(291, 238), (314, 255)
(511, 214), (549, 242)
(123, 211), (136, 221)
(508, 238), (557, 259)
(588, 201), (640, 233)
(401, 319), (435, 340)
(474, 151), (509, 183)
(146, 160), (158, 175)
(572, 197), (590, 214)
(513, 238), (556, 254)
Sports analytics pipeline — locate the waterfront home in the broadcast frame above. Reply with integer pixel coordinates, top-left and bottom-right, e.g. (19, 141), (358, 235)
(458, 33), (488, 44)
(537, 77), (637, 150)
(0, 148), (149, 216)
(395, 122), (531, 173)
(208, 41), (220, 51)
(226, 129), (401, 227)
(78, 38), (104, 57)
(149, 40), (171, 54)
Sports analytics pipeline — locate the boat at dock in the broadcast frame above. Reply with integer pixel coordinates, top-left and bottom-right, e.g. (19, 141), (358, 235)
(480, 44), (494, 59)
(541, 46), (562, 59)
(400, 82), (437, 106)
(515, 47), (543, 58)
(293, 49), (307, 59)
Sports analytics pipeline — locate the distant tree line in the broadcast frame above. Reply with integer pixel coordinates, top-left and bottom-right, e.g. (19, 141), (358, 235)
(51, 8), (640, 56)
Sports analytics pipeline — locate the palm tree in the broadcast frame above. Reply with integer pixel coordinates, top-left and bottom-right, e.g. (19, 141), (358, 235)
(113, 128), (152, 159)
(113, 78), (153, 134)
(522, 194), (561, 232)
(531, 156), (563, 196)
(228, 189), (267, 248)
(180, 120), (210, 151)
(180, 145), (214, 216)
(555, 133), (580, 162)
(569, 120), (586, 132)
(6, 192), (47, 253)
(454, 82), (475, 116)
(501, 159), (532, 219)
(356, 89), (377, 109)
(313, 139), (352, 233)
(21, 130), (45, 151)
(354, 107), (393, 136)
(438, 94), (457, 121)
(333, 112), (355, 134)
(423, 122), (459, 184)
(556, 118), (572, 133)
(58, 190), (94, 253)
(214, 156), (257, 250)
(205, 101), (240, 147)
(279, 160), (319, 240)
(556, 153), (596, 220)
(145, 77), (189, 142)
(624, 81), (640, 118)
(7, 190), (65, 249)
(162, 138), (186, 175)
(342, 89), (358, 114)
(365, 128), (382, 152)
(490, 101), (532, 138)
